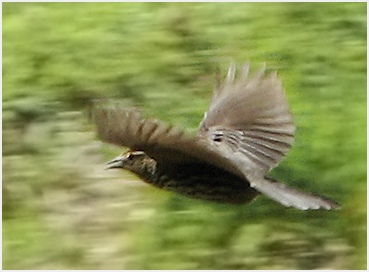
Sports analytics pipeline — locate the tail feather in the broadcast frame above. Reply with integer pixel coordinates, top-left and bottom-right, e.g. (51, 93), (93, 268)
(249, 176), (340, 210)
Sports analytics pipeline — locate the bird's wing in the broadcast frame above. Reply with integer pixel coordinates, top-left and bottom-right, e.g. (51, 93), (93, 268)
(197, 63), (341, 210)
(92, 105), (241, 173)
(197, 62), (295, 175)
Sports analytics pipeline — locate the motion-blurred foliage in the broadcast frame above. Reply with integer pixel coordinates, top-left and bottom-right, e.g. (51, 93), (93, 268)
(2, 2), (366, 269)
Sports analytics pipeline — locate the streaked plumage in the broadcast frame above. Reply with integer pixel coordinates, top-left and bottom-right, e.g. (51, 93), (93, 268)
(92, 62), (340, 210)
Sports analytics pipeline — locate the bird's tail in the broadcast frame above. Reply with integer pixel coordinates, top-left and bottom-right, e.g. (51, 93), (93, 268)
(249, 175), (340, 210)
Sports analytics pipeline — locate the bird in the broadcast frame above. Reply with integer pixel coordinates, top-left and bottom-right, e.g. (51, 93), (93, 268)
(92, 62), (340, 210)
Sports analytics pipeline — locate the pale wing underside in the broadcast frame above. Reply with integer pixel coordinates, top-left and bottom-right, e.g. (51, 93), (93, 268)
(198, 63), (295, 174)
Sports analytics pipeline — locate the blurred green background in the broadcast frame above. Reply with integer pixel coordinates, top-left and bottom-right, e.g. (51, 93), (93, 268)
(2, 2), (366, 270)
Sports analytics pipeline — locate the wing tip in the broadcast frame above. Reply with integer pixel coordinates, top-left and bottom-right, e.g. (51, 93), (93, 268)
(226, 61), (236, 83)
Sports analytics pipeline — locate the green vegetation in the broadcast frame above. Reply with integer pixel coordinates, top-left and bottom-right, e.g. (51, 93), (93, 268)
(3, 2), (366, 269)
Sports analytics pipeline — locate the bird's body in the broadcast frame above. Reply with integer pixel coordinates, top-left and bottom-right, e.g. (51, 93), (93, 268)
(93, 62), (340, 210)
(107, 151), (259, 204)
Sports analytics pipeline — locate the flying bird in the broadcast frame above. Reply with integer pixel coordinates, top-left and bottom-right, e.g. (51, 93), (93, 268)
(92, 62), (340, 210)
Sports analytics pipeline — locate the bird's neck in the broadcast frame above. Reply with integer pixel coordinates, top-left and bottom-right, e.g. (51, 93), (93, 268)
(132, 158), (175, 189)
(131, 157), (160, 184)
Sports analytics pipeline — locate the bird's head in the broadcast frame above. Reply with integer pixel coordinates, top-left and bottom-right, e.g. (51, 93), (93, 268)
(106, 151), (149, 171)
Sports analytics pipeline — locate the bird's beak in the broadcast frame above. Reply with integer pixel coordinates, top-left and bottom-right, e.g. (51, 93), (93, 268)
(106, 156), (125, 170)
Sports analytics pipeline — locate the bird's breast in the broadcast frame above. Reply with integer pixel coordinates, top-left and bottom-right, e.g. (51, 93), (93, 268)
(142, 162), (259, 204)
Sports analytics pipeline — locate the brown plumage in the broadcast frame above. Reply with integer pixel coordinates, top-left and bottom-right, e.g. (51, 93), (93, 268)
(92, 62), (340, 210)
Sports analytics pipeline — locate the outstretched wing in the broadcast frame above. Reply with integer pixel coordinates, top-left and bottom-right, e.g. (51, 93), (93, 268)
(92, 105), (242, 174)
(93, 105), (190, 163)
(198, 62), (295, 175)
(197, 63), (339, 210)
